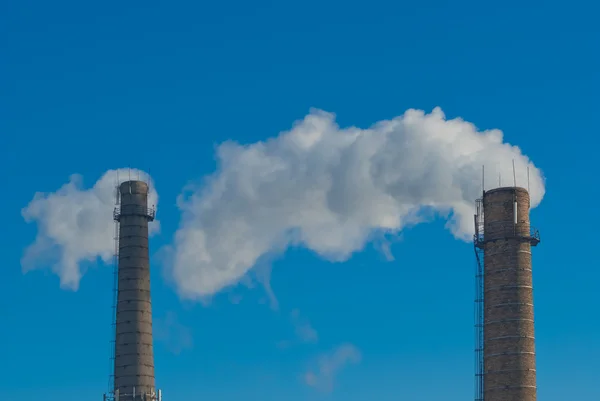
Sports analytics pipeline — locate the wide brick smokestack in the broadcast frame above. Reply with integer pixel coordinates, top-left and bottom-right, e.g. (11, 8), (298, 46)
(482, 187), (539, 401)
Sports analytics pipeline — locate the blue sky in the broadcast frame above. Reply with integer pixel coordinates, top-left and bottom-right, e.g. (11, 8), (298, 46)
(1, 1), (599, 400)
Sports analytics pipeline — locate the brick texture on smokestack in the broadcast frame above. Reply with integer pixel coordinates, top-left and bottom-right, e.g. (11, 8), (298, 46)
(113, 180), (156, 400)
(482, 187), (538, 401)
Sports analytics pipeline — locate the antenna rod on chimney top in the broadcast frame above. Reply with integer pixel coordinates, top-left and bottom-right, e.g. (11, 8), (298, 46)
(482, 165), (485, 194)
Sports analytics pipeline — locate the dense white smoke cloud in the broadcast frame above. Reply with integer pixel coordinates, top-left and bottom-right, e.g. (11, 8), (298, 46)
(21, 168), (159, 290)
(169, 107), (545, 299)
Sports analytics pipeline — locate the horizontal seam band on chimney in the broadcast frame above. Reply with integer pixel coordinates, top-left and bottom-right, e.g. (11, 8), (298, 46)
(481, 237), (535, 243)
(113, 371), (155, 375)
(488, 302), (534, 306)
(116, 293), (151, 296)
(118, 233), (150, 237)
(484, 268), (533, 274)
(119, 256), (150, 263)
(118, 226), (150, 231)
(116, 299), (152, 304)
(487, 335), (535, 341)
(114, 361), (155, 367)
(119, 266), (150, 272)
(116, 312), (153, 316)
(485, 351), (536, 358)
(115, 342), (154, 347)
(115, 330), (153, 335)
(484, 249), (533, 257)
(485, 385), (537, 391)
(117, 321), (152, 335)
(485, 285), (533, 292)
(485, 318), (535, 325)
(116, 268), (151, 272)
(116, 301), (152, 305)
(118, 278), (151, 281)
(115, 324), (153, 328)
(113, 388), (158, 393)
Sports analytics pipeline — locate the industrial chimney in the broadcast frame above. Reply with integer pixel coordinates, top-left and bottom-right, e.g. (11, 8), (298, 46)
(105, 180), (162, 401)
(474, 187), (540, 401)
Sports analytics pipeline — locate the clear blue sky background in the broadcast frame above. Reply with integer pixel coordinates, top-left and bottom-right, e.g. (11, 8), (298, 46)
(1, 1), (599, 400)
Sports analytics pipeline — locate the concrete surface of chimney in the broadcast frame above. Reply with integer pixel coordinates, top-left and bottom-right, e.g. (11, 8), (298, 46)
(483, 187), (538, 401)
(113, 180), (156, 400)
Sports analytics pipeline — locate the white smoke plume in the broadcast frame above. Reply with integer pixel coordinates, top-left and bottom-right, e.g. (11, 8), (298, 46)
(304, 344), (362, 392)
(21, 168), (159, 290)
(169, 107), (545, 300)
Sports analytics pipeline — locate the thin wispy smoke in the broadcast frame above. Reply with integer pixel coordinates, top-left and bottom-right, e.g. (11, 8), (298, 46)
(291, 309), (319, 344)
(154, 311), (193, 355)
(277, 309), (319, 349)
(304, 344), (362, 392)
(167, 107), (545, 299)
(21, 168), (159, 289)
